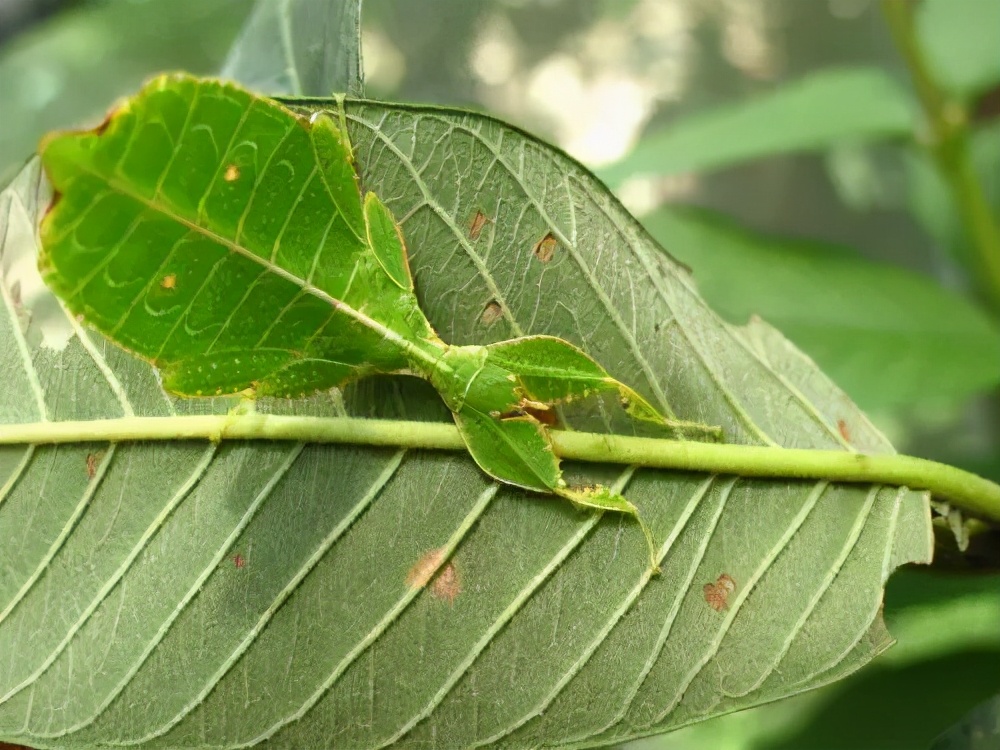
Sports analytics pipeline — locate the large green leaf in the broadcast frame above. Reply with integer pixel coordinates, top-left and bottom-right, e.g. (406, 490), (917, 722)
(0, 90), (932, 750)
(598, 68), (916, 185)
(643, 207), (1000, 412)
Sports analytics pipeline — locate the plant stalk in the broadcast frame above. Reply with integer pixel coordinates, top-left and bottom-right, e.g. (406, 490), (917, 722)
(882, 0), (1000, 312)
(3, 414), (999, 522)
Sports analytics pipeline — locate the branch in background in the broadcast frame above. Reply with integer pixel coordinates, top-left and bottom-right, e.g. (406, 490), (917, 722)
(883, 0), (1000, 314)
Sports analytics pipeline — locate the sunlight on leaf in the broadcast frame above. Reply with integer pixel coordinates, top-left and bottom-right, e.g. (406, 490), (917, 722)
(600, 67), (916, 185)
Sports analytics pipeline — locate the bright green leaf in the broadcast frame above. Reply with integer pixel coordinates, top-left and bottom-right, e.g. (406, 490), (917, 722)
(0, 76), (932, 750)
(599, 67), (915, 185)
(644, 207), (1000, 412)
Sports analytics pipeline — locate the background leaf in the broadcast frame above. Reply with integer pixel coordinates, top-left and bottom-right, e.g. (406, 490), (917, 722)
(220, 0), (365, 96)
(598, 68), (916, 185)
(643, 206), (1000, 412)
(0, 0), (250, 183)
(0, 83), (932, 749)
(917, 0), (1000, 98)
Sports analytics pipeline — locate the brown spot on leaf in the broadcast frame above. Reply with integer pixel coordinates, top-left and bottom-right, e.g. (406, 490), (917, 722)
(469, 210), (490, 240)
(406, 547), (461, 603)
(160, 274), (176, 290)
(431, 561), (461, 604)
(837, 419), (851, 442)
(233, 554), (246, 569)
(533, 232), (558, 263)
(481, 300), (503, 326)
(224, 164), (240, 182)
(406, 547), (447, 589)
(9, 281), (21, 307)
(85, 452), (103, 479)
(703, 573), (736, 612)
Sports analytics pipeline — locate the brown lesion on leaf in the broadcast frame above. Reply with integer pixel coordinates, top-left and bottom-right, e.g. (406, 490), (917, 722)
(703, 573), (736, 612)
(223, 164), (240, 182)
(406, 547), (462, 604)
(468, 210), (491, 240)
(233, 554), (246, 569)
(533, 232), (558, 263)
(481, 300), (503, 327)
(160, 274), (177, 290)
(837, 419), (851, 442)
(431, 561), (461, 604)
(85, 451), (104, 479)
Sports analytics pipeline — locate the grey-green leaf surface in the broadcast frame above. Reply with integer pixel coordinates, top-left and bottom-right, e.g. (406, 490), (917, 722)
(633, 569), (1000, 750)
(918, 0), (1000, 98)
(0, 95), (931, 749)
(598, 67), (916, 185)
(643, 207), (1000, 412)
(220, 0), (365, 97)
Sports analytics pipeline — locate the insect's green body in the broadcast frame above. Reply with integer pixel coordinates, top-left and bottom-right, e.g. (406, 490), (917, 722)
(38, 74), (720, 570)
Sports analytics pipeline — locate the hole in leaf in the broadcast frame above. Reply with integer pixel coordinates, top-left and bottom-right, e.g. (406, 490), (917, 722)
(703, 573), (736, 612)
(481, 300), (503, 326)
(469, 210), (490, 240)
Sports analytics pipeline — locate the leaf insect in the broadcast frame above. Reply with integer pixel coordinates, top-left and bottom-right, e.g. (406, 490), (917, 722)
(37, 74), (722, 571)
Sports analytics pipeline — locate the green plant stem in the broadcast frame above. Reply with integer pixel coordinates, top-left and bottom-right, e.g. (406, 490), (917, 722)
(2, 414), (999, 522)
(883, 0), (1000, 313)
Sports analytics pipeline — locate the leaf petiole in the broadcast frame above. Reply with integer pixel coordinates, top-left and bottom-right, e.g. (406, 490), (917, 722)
(2, 414), (998, 524)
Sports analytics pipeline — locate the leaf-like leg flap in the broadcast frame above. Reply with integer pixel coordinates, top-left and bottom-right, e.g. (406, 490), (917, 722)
(159, 350), (366, 398)
(557, 486), (660, 573)
(618, 382), (724, 442)
(452, 409), (561, 494)
(159, 349), (294, 396)
(485, 335), (611, 404)
(363, 191), (414, 291)
(308, 112), (366, 240)
(487, 335), (722, 440)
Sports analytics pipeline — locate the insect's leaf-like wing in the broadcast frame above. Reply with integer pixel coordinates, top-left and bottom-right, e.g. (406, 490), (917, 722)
(38, 74), (424, 397)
